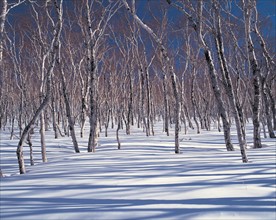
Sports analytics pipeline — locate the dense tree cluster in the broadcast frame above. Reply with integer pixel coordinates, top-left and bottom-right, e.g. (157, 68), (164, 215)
(0, 0), (275, 174)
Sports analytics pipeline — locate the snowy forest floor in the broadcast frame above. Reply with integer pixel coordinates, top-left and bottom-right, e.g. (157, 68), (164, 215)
(0, 121), (275, 220)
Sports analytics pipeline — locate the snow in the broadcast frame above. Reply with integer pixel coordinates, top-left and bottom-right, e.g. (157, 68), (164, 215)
(0, 121), (275, 220)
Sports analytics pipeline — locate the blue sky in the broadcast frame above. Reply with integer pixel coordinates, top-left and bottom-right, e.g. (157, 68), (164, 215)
(7, 0), (276, 42)
(257, 0), (276, 35)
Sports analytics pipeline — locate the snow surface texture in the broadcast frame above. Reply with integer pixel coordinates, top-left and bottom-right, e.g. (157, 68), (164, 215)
(0, 121), (275, 220)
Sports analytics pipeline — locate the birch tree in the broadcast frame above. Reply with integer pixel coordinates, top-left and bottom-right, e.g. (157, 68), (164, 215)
(242, 0), (263, 148)
(85, 0), (121, 152)
(16, 0), (63, 174)
(250, 2), (276, 138)
(212, 0), (248, 162)
(166, 0), (235, 152)
(57, 39), (80, 153)
(0, 0), (26, 64)
(122, 0), (181, 153)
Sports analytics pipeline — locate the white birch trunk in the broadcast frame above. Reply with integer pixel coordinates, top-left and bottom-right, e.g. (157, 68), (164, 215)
(213, 1), (248, 161)
(16, 0), (63, 174)
(162, 73), (169, 136)
(85, 0), (98, 152)
(167, 0), (234, 151)
(243, 0), (262, 148)
(122, 0), (181, 152)
(60, 69), (80, 153)
(0, 0), (7, 64)
(40, 110), (47, 163)
(51, 90), (59, 139)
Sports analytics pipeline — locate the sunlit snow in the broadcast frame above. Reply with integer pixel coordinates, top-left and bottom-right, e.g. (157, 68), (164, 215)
(0, 121), (275, 220)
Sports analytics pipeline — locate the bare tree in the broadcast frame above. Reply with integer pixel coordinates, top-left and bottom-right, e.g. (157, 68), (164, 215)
(242, 0), (263, 148)
(250, 2), (276, 138)
(122, 0), (181, 153)
(57, 49), (80, 153)
(166, 0), (235, 152)
(212, 0), (248, 162)
(0, 0), (26, 64)
(85, 0), (121, 152)
(16, 0), (63, 174)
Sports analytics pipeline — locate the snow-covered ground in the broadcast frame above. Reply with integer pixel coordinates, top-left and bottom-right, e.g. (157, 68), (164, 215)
(0, 121), (275, 220)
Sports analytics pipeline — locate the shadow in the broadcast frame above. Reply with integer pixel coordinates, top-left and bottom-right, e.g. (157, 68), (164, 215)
(1, 196), (275, 220)
(1, 122), (276, 219)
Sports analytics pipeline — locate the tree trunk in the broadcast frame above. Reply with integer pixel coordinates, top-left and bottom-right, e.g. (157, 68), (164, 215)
(191, 67), (200, 134)
(60, 70), (80, 153)
(126, 70), (133, 135)
(204, 50), (234, 151)
(162, 73), (169, 136)
(166, 0), (233, 151)
(213, 1), (248, 161)
(87, 54), (98, 152)
(51, 89), (59, 139)
(0, 0), (7, 64)
(80, 91), (88, 138)
(16, 0), (63, 174)
(27, 131), (34, 166)
(184, 105), (194, 130)
(85, 0), (98, 153)
(244, 2), (262, 148)
(9, 112), (15, 140)
(116, 109), (122, 149)
(17, 87), (52, 174)
(122, 0), (180, 153)
(40, 110), (47, 162)
(266, 85), (276, 130)
(262, 85), (275, 138)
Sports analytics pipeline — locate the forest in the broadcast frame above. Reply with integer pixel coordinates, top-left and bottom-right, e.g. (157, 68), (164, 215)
(0, 0), (275, 176)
